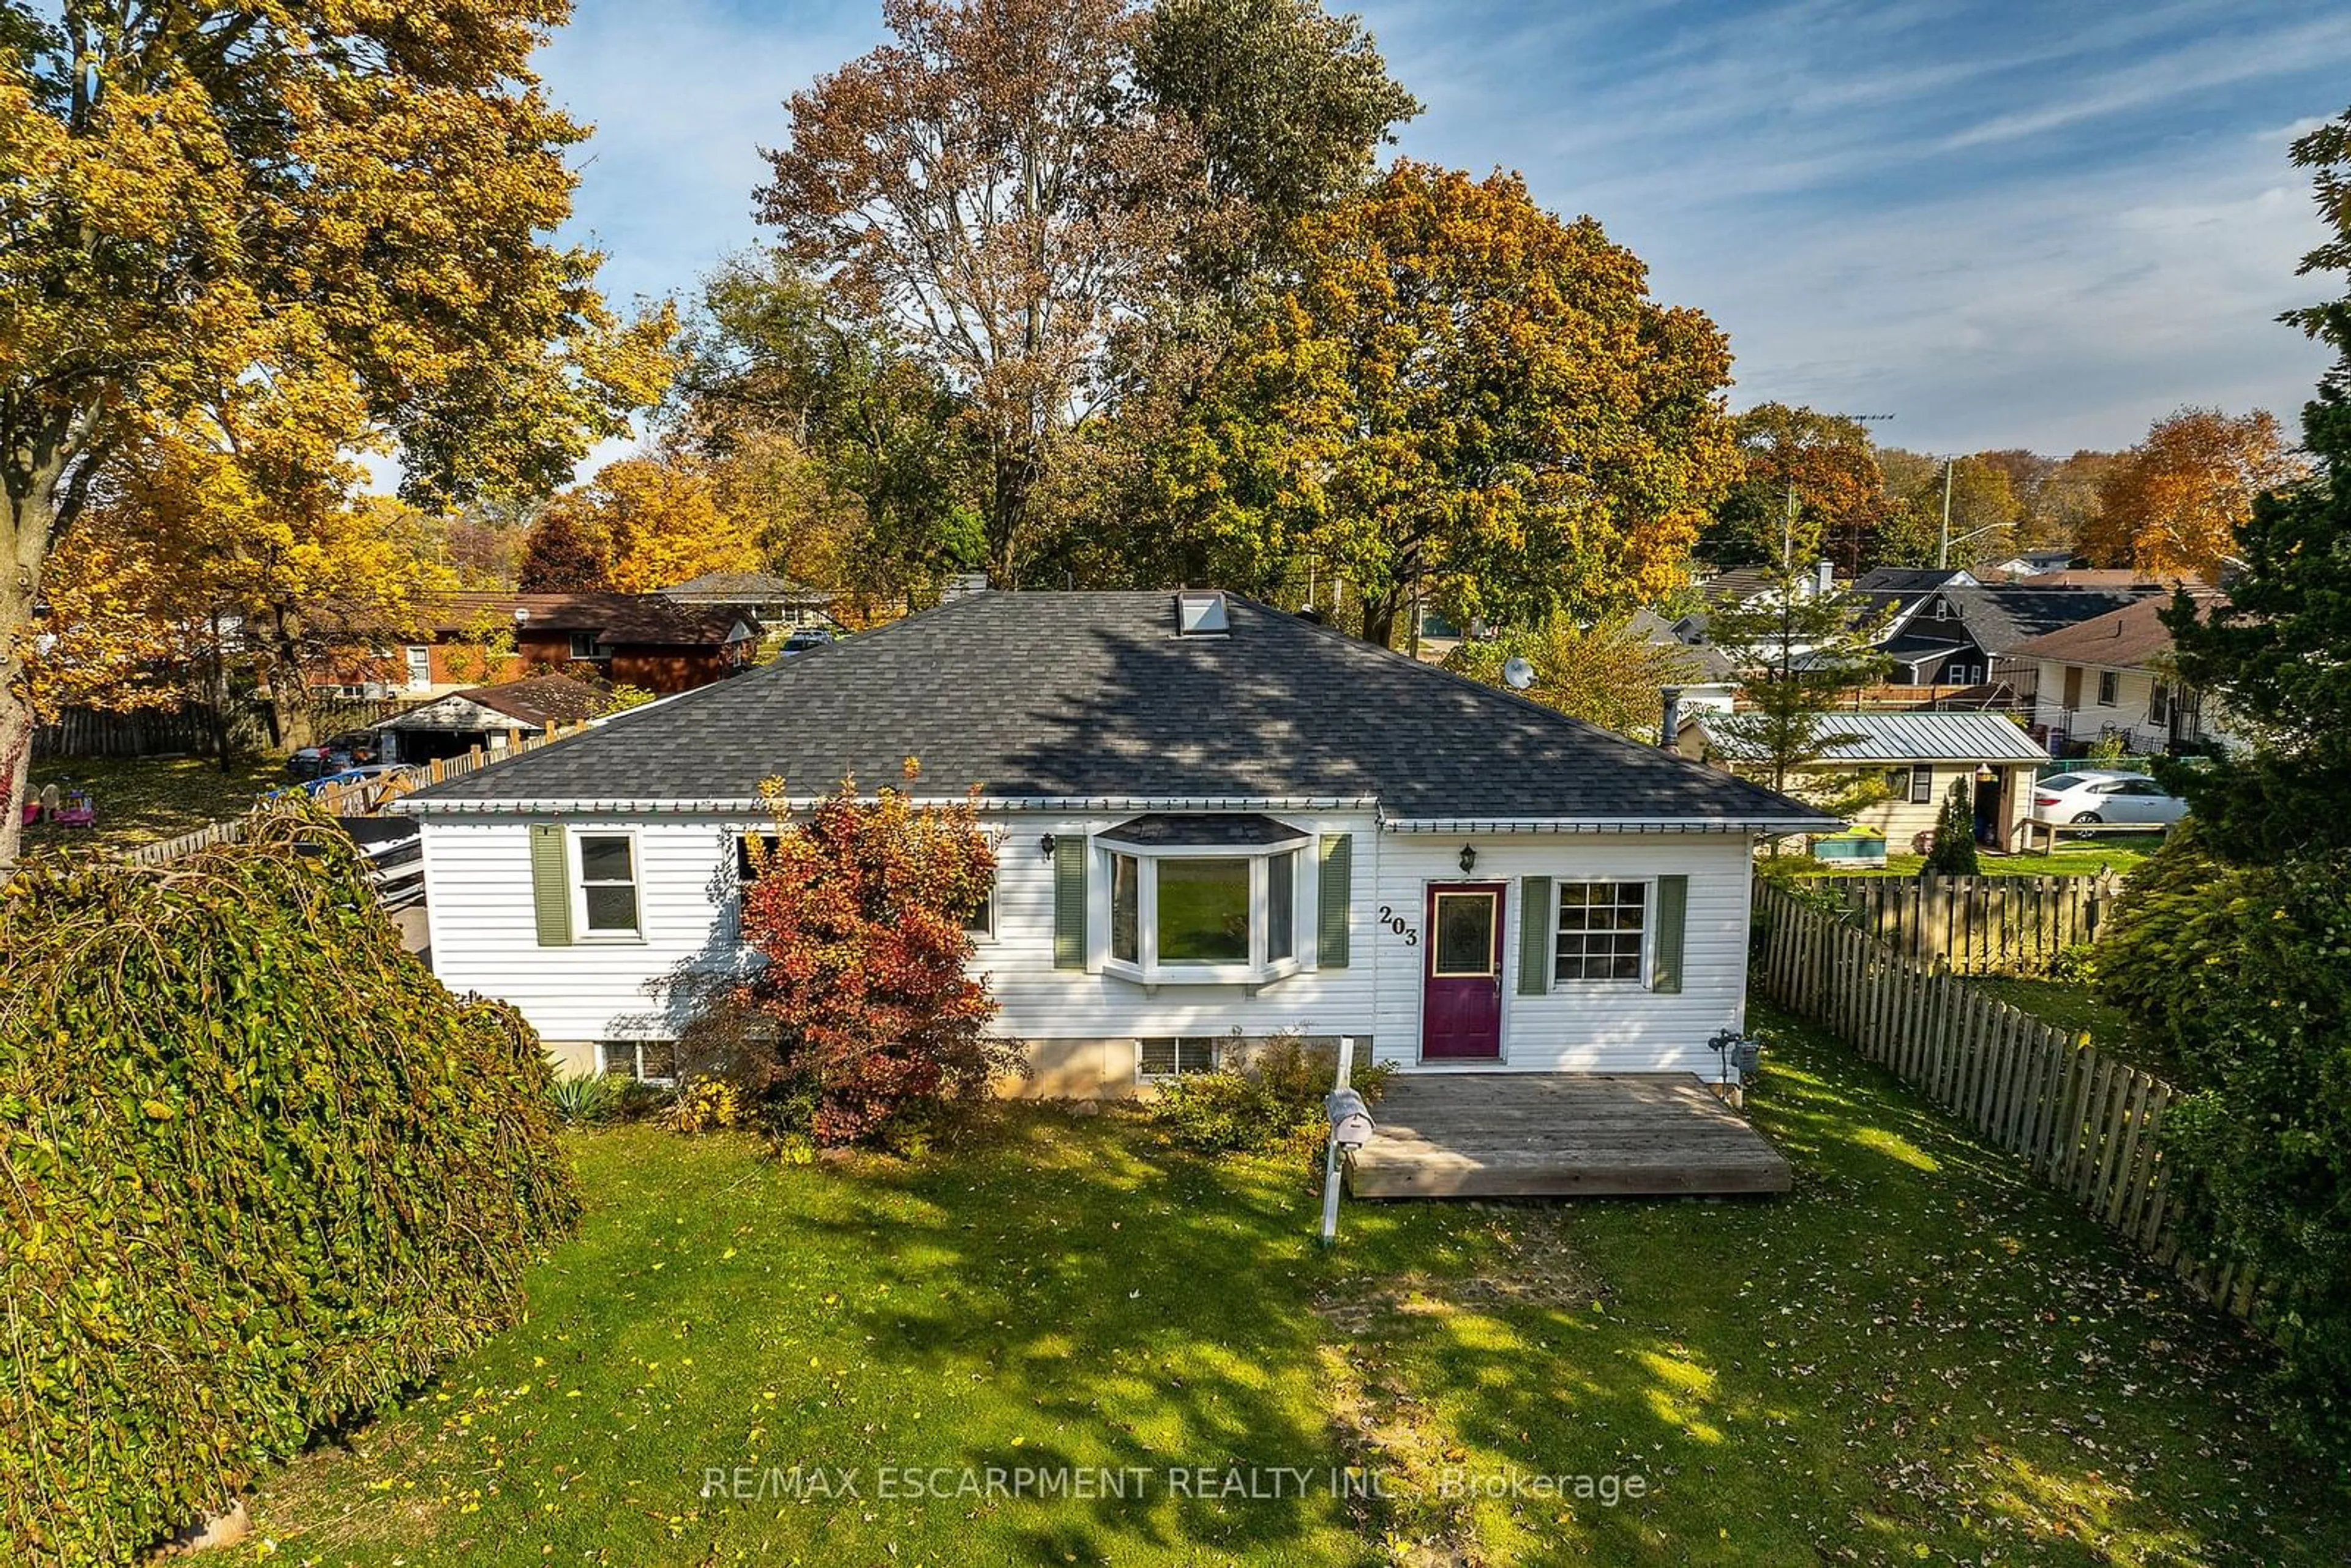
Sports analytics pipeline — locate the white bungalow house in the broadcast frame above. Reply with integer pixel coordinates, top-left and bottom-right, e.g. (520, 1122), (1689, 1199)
(2007, 593), (2238, 759)
(394, 591), (1835, 1097)
(1674, 710), (2051, 853)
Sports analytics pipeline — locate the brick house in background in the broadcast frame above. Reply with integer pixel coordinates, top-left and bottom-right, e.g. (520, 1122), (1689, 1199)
(312, 592), (759, 699)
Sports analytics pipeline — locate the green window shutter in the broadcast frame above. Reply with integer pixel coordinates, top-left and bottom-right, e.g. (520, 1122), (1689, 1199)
(1518, 875), (1552, 995)
(1053, 836), (1089, 970)
(1317, 834), (1352, 968)
(529, 823), (572, 947)
(1652, 874), (1688, 994)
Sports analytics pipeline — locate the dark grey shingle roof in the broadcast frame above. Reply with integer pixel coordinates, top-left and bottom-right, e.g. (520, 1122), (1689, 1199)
(1854, 567), (1974, 593)
(406, 593), (1828, 823)
(1099, 812), (1307, 847)
(1944, 586), (2162, 655)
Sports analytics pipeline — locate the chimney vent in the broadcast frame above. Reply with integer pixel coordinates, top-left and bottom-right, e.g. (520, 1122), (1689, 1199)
(1815, 559), (1835, 598)
(1659, 687), (1683, 750)
(941, 571), (991, 602)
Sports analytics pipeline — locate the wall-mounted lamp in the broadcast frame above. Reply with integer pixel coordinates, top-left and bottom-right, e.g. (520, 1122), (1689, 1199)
(1458, 844), (1478, 874)
(1040, 833), (1059, 861)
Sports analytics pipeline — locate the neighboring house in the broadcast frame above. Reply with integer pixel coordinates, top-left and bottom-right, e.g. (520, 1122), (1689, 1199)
(1847, 568), (1985, 686)
(1674, 710), (2050, 852)
(2008, 593), (2237, 757)
(1981, 549), (2077, 577)
(317, 592), (758, 699)
(369, 673), (614, 764)
(1989, 568), (2203, 590)
(1698, 561), (1835, 606)
(395, 590), (1835, 1095)
(1627, 607), (1738, 716)
(1676, 560), (1839, 648)
(1865, 583), (2161, 692)
(660, 569), (836, 630)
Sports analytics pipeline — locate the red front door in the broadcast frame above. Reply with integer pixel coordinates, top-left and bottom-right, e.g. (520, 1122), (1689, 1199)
(1422, 882), (1505, 1060)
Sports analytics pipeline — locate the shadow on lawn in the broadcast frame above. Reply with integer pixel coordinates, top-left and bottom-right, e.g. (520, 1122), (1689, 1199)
(1329, 1016), (2347, 1565)
(782, 1111), (1368, 1563)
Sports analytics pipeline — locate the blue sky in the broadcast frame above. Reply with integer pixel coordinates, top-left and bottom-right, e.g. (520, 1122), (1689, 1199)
(539, 0), (2351, 456)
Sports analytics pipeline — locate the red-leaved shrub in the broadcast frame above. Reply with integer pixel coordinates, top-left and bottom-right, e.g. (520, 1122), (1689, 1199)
(735, 771), (1012, 1144)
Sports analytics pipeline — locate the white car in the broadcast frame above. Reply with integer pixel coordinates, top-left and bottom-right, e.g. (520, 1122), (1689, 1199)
(2031, 770), (2189, 826)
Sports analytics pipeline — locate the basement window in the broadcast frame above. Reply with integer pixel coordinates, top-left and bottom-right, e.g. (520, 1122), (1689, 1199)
(599, 1039), (676, 1084)
(1137, 1037), (1221, 1080)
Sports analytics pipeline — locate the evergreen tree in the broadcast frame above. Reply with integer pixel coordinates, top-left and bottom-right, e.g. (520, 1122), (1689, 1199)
(1697, 505), (1893, 825)
(1925, 778), (1980, 875)
(2161, 109), (2351, 862)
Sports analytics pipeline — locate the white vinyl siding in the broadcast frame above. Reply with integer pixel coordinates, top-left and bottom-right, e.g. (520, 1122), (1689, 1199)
(1366, 833), (1755, 1074)
(2030, 658), (2240, 756)
(421, 810), (1759, 1082)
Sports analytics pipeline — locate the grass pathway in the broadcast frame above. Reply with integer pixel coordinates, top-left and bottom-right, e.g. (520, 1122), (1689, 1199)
(253, 1011), (2347, 1565)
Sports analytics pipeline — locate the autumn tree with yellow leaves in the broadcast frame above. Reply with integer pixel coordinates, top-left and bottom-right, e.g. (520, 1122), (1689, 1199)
(516, 456), (760, 594)
(1155, 162), (1738, 645)
(2080, 407), (2308, 580)
(0, 2), (672, 863)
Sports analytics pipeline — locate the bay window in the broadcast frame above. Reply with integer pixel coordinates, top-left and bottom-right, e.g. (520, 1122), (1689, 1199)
(1098, 816), (1308, 984)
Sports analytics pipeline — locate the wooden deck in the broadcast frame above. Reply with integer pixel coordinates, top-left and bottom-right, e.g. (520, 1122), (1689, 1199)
(1346, 1073), (1791, 1199)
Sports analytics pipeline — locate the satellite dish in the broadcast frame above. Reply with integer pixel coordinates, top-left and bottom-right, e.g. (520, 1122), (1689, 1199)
(1502, 656), (1536, 691)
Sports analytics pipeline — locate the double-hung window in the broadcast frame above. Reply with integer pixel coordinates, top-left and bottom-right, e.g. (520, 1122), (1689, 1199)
(1909, 765), (1935, 805)
(1098, 816), (1307, 984)
(576, 833), (641, 938)
(1554, 880), (1649, 983)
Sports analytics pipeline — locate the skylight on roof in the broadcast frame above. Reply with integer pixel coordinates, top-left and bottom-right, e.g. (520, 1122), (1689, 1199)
(1174, 590), (1229, 636)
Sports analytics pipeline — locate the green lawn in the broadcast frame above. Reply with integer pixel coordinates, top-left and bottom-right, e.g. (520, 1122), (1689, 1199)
(1798, 842), (2153, 880)
(24, 753), (285, 849)
(252, 1011), (2347, 1566)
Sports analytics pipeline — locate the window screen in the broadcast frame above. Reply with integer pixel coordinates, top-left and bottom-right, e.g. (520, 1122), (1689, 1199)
(1554, 881), (1648, 982)
(579, 835), (639, 934)
(1111, 852), (1140, 964)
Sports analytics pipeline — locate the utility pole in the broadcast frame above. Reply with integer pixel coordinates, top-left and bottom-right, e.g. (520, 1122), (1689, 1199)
(1937, 456), (1956, 569)
(1780, 481), (1798, 576)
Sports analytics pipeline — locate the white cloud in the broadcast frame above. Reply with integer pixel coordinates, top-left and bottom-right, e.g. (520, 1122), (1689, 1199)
(355, 0), (2351, 497)
(1362, 0), (2351, 449)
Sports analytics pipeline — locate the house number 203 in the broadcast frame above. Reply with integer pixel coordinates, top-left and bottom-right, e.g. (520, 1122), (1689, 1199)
(1376, 906), (1420, 946)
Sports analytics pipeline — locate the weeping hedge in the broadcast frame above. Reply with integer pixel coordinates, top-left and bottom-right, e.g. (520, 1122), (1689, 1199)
(0, 810), (580, 1566)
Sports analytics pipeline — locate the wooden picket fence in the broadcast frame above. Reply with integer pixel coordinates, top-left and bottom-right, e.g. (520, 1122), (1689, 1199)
(119, 723), (585, 870)
(1803, 871), (2126, 975)
(1752, 881), (2270, 1328)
